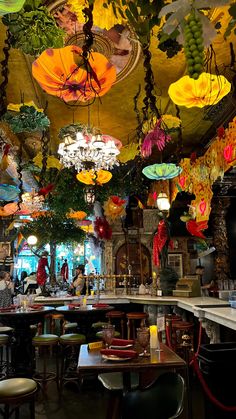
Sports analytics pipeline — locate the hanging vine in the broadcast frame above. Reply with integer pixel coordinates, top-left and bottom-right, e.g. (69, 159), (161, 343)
(39, 129), (50, 187)
(0, 29), (11, 117)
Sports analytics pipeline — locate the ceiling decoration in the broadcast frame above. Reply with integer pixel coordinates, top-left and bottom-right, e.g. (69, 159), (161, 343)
(142, 163), (182, 180)
(48, 0), (141, 84)
(0, 0), (25, 16)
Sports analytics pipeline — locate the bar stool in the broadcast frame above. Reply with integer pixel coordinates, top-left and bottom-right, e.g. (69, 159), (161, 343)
(59, 333), (86, 392)
(50, 314), (65, 336)
(0, 378), (37, 419)
(126, 312), (148, 340)
(62, 322), (78, 335)
(95, 330), (121, 340)
(0, 335), (9, 379)
(32, 334), (59, 395)
(105, 311), (126, 338)
(168, 321), (194, 355)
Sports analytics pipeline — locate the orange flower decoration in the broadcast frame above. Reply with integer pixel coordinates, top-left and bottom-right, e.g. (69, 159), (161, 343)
(76, 170), (112, 185)
(103, 195), (126, 221)
(32, 45), (116, 103)
(66, 210), (87, 220)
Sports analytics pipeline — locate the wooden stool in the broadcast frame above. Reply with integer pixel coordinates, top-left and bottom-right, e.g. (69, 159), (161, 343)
(126, 312), (148, 340)
(0, 378), (37, 419)
(0, 335), (9, 379)
(106, 311), (126, 339)
(170, 321), (194, 354)
(50, 314), (65, 335)
(32, 334), (59, 395)
(59, 333), (86, 392)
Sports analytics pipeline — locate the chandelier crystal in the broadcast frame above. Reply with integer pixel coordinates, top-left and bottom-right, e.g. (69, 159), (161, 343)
(58, 124), (122, 172)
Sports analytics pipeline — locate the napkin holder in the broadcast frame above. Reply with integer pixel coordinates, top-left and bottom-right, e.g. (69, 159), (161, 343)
(173, 275), (201, 297)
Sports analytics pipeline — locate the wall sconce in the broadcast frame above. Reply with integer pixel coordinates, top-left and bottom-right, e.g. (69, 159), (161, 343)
(156, 192), (170, 212)
(84, 186), (96, 205)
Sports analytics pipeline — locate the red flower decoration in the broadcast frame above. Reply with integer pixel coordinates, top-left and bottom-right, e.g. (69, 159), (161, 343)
(223, 144), (233, 163)
(186, 220), (208, 239)
(111, 196), (126, 206)
(94, 217), (112, 240)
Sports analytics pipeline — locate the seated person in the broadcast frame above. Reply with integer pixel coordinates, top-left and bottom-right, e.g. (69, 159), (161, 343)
(23, 272), (40, 294)
(0, 271), (14, 308)
(70, 265), (86, 295)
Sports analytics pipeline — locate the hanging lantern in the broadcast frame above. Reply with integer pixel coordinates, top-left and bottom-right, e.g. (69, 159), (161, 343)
(32, 45), (116, 103)
(168, 73), (231, 108)
(84, 186), (96, 205)
(156, 193), (170, 212)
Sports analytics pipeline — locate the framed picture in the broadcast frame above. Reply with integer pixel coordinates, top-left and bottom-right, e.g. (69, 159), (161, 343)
(0, 242), (11, 257)
(168, 253), (183, 279)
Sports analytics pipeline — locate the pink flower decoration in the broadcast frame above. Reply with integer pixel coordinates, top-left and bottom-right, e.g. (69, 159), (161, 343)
(141, 121), (171, 157)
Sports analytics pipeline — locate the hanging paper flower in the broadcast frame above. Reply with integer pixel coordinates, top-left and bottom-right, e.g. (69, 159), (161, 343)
(94, 217), (112, 240)
(3, 202), (31, 216)
(3, 106), (50, 133)
(76, 170), (112, 186)
(161, 114), (181, 130)
(66, 210), (87, 220)
(0, 0), (25, 15)
(118, 143), (139, 163)
(142, 163), (182, 180)
(141, 120), (172, 157)
(168, 73), (231, 108)
(33, 153), (62, 170)
(2, 1), (64, 55)
(0, 184), (20, 201)
(32, 45), (116, 103)
(67, 0), (125, 30)
(186, 219), (208, 239)
(103, 196), (126, 221)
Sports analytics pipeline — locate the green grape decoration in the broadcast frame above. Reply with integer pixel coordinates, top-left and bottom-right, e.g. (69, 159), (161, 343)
(184, 12), (204, 80)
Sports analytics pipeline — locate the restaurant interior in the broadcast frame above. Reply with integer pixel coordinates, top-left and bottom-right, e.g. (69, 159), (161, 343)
(0, 0), (236, 418)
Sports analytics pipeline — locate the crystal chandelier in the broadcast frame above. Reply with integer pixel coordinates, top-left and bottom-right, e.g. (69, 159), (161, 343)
(22, 190), (44, 212)
(58, 124), (122, 172)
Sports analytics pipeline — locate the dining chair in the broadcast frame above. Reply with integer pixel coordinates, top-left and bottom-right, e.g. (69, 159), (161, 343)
(121, 372), (185, 419)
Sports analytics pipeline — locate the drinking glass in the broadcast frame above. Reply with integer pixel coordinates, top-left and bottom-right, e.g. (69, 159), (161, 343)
(102, 325), (115, 348)
(137, 327), (150, 357)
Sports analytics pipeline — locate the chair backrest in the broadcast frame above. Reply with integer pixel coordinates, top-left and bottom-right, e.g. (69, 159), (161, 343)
(121, 372), (185, 419)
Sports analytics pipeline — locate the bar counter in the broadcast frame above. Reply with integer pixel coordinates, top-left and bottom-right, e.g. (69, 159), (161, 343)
(34, 294), (236, 331)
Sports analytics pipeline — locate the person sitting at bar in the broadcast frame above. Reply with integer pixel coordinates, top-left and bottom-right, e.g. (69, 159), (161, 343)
(23, 272), (39, 294)
(0, 271), (14, 308)
(70, 265), (86, 295)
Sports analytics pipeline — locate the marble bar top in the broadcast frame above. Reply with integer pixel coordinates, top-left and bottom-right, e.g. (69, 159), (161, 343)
(33, 294), (236, 329)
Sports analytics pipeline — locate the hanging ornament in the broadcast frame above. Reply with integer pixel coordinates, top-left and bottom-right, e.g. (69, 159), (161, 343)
(142, 163), (182, 180)
(94, 217), (112, 240)
(103, 196), (126, 221)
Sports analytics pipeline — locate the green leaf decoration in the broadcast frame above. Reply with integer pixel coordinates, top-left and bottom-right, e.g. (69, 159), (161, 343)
(2, 0), (64, 56)
(3, 105), (50, 133)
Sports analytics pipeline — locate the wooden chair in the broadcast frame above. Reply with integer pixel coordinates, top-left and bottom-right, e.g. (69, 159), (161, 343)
(105, 311), (126, 339)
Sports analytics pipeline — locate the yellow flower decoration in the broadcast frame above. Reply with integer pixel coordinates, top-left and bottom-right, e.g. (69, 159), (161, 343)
(103, 196), (126, 221)
(7, 101), (43, 112)
(79, 224), (94, 234)
(161, 114), (181, 129)
(118, 143), (139, 163)
(76, 170), (112, 185)
(168, 73), (231, 108)
(66, 210), (87, 220)
(33, 152), (62, 170)
(67, 0), (125, 29)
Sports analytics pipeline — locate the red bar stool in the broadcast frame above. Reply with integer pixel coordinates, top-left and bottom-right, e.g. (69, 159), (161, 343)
(105, 311), (126, 338)
(126, 312), (148, 340)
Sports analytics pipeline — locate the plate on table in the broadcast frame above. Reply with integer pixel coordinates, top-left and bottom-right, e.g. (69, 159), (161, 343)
(102, 354), (132, 362)
(110, 344), (133, 349)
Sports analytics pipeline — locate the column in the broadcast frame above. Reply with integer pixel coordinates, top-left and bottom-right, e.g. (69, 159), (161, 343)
(211, 197), (231, 285)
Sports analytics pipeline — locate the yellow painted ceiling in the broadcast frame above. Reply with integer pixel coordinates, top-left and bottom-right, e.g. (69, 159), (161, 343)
(0, 3), (235, 160)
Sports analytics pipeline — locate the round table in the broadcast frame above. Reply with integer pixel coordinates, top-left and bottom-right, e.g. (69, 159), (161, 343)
(56, 304), (114, 340)
(0, 306), (54, 377)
